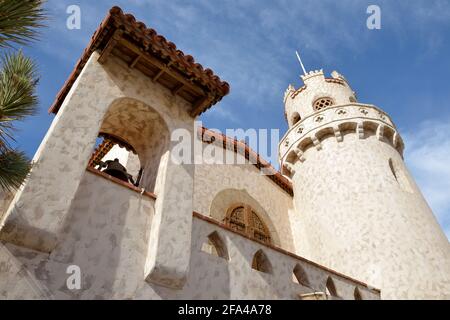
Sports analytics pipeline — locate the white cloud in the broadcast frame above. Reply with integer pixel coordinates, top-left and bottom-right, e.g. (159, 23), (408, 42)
(403, 118), (450, 240)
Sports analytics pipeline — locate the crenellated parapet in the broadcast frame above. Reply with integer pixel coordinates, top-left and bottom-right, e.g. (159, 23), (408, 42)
(279, 103), (404, 176)
(283, 70), (358, 127)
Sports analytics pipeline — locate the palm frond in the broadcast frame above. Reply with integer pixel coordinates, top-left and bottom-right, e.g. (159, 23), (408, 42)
(0, 0), (47, 47)
(0, 50), (39, 122)
(0, 149), (31, 191)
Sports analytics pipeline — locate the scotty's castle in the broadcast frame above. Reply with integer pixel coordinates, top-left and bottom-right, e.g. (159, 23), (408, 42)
(0, 7), (449, 299)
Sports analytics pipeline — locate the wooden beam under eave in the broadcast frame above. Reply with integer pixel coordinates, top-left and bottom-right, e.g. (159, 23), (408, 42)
(129, 53), (142, 68)
(171, 82), (185, 95)
(152, 62), (173, 82)
(190, 95), (213, 117)
(117, 39), (206, 97)
(98, 30), (123, 64)
(152, 68), (165, 82)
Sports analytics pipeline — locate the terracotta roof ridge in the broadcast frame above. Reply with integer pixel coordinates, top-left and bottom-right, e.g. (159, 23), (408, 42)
(198, 126), (293, 196)
(108, 6), (229, 95)
(49, 6), (229, 115)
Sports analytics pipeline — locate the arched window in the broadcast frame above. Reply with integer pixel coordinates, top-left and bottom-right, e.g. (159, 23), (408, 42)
(251, 249), (272, 274)
(291, 112), (301, 126)
(225, 205), (271, 244)
(354, 287), (363, 300)
(325, 276), (339, 297)
(293, 263), (310, 287)
(201, 231), (229, 260)
(313, 97), (334, 111)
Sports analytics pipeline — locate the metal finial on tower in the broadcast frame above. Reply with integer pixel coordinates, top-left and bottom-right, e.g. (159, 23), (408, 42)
(295, 50), (307, 76)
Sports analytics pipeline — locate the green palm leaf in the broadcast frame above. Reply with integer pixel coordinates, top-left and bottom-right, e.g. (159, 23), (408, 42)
(0, 50), (39, 122)
(0, 51), (38, 190)
(0, 0), (46, 191)
(0, 149), (31, 191)
(0, 0), (47, 47)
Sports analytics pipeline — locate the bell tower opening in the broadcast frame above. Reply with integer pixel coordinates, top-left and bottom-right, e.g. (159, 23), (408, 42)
(89, 133), (142, 186)
(88, 97), (170, 193)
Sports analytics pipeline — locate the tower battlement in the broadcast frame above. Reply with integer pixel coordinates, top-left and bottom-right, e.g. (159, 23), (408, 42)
(300, 69), (324, 82)
(284, 70), (357, 127)
(279, 103), (404, 176)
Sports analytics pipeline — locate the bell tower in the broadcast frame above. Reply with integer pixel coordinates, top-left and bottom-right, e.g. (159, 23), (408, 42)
(280, 69), (450, 299)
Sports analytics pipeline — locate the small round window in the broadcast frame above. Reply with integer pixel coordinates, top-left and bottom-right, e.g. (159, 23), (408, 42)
(313, 97), (334, 111)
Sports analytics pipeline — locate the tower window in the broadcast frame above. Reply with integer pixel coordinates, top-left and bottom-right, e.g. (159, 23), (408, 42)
(291, 112), (301, 126)
(225, 205), (271, 244)
(313, 97), (334, 111)
(388, 158), (413, 193)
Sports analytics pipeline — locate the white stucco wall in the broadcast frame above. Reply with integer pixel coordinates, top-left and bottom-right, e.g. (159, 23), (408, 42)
(193, 145), (295, 252)
(0, 170), (379, 299)
(281, 71), (450, 299)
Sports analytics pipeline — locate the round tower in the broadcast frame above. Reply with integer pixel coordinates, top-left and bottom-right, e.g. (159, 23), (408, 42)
(279, 69), (450, 299)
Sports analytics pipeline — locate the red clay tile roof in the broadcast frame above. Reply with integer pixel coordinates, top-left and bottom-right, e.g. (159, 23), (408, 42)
(49, 6), (230, 115)
(199, 127), (293, 196)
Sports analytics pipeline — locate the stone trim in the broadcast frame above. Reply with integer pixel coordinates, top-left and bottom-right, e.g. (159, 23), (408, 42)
(86, 166), (156, 200)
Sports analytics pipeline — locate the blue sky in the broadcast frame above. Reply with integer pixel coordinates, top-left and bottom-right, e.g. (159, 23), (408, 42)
(11, 0), (450, 238)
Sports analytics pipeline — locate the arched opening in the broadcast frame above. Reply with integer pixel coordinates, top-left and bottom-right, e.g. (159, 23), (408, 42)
(88, 98), (170, 193)
(354, 287), (363, 300)
(315, 127), (335, 143)
(298, 137), (314, 153)
(293, 263), (310, 287)
(209, 189), (281, 246)
(89, 133), (142, 186)
(325, 276), (338, 297)
(201, 231), (229, 260)
(251, 249), (272, 274)
(362, 121), (378, 139)
(338, 121), (357, 138)
(291, 112), (301, 126)
(383, 126), (395, 146)
(225, 204), (271, 244)
(389, 158), (398, 181)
